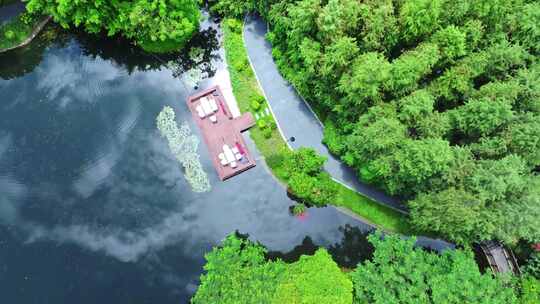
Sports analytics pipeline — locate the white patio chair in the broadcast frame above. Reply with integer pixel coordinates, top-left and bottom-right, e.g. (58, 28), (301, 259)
(196, 105), (205, 118)
(209, 98), (219, 112)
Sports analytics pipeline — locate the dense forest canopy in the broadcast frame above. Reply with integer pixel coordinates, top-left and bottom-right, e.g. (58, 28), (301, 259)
(217, 0), (540, 245)
(192, 234), (353, 304)
(193, 233), (524, 303)
(25, 0), (200, 52)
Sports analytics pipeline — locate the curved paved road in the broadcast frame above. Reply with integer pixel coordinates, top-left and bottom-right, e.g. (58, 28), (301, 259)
(243, 15), (407, 213)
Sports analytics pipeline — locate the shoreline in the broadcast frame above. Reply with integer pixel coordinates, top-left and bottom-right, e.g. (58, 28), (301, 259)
(222, 17), (415, 234)
(0, 15), (51, 53)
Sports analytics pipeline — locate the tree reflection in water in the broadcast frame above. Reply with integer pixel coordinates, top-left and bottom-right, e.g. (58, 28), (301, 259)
(327, 225), (374, 268)
(267, 225), (375, 268)
(0, 14), (220, 82)
(0, 23), (69, 80)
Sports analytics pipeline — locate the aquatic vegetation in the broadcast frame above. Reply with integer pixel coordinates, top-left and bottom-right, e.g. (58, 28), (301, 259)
(156, 106), (211, 192)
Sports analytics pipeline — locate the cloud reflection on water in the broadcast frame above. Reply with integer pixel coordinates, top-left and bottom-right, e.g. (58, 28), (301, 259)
(0, 20), (380, 304)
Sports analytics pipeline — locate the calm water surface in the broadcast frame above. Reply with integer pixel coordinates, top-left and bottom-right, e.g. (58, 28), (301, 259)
(0, 18), (374, 303)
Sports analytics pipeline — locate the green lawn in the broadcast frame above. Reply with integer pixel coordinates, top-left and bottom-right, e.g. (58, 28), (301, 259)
(222, 18), (413, 234)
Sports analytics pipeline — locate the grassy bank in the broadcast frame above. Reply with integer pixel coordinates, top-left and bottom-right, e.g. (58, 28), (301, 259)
(222, 18), (413, 234)
(0, 12), (43, 51)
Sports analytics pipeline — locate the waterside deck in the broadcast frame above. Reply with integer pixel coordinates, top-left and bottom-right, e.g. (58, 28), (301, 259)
(186, 86), (256, 180)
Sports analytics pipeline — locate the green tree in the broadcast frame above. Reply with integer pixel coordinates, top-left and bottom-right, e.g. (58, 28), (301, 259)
(283, 148), (337, 207)
(193, 234), (353, 304)
(399, 0), (443, 43)
(428, 51), (488, 102)
(357, 0), (398, 53)
(346, 107), (406, 167)
(409, 188), (486, 243)
(352, 232), (518, 304)
(26, 0), (200, 53)
(320, 36), (359, 82)
(316, 0), (360, 43)
(379, 138), (454, 195)
(209, 0), (255, 18)
(484, 40), (530, 81)
(386, 43), (440, 97)
(431, 25), (467, 63)
(192, 234), (285, 304)
(397, 89), (435, 127)
(519, 276), (540, 304)
(273, 249), (352, 304)
(282, 147), (326, 177)
(338, 52), (391, 112)
(504, 114), (540, 168)
(512, 2), (540, 54)
(451, 98), (514, 138)
(240, 0), (540, 244)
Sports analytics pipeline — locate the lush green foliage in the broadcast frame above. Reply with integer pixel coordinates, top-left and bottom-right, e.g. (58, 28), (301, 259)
(279, 148), (337, 207)
(222, 17), (412, 233)
(208, 0), (256, 18)
(0, 12), (39, 50)
(519, 275), (540, 304)
(192, 234), (285, 304)
(26, 0), (200, 52)
(232, 0), (540, 244)
(192, 234), (352, 304)
(352, 232), (518, 303)
(524, 252), (540, 279)
(194, 232), (527, 303)
(272, 249), (352, 304)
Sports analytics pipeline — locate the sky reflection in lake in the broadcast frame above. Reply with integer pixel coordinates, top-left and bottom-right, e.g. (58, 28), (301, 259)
(0, 19), (373, 304)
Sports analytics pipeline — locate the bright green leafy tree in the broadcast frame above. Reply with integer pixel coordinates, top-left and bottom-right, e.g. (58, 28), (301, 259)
(26, 0), (200, 53)
(351, 232), (518, 304)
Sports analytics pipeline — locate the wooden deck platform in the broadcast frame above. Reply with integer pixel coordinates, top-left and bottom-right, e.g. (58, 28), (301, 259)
(186, 86), (256, 180)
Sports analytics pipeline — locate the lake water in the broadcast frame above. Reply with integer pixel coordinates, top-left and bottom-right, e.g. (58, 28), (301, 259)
(0, 17), (376, 303)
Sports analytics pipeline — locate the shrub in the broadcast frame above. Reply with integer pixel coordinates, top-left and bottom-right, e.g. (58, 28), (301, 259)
(20, 13), (36, 26)
(524, 253), (540, 279)
(291, 204), (307, 216)
(4, 30), (15, 40)
(266, 153), (286, 171)
(257, 118), (267, 129)
(520, 276), (540, 304)
(225, 18), (243, 32)
(322, 120), (346, 155)
(283, 147), (326, 177)
(251, 97), (261, 111)
(288, 172), (337, 207)
(233, 59), (247, 71)
(262, 127), (272, 139)
(211, 0), (255, 19)
(268, 119), (277, 130)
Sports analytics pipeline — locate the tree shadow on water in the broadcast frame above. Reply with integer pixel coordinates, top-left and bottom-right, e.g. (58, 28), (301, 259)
(0, 23), (70, 80)
(266, 225), (375, 268)
(75, 26), (220, 79)
(327, 225), (375, 268)
(267, 236), (319, 263)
